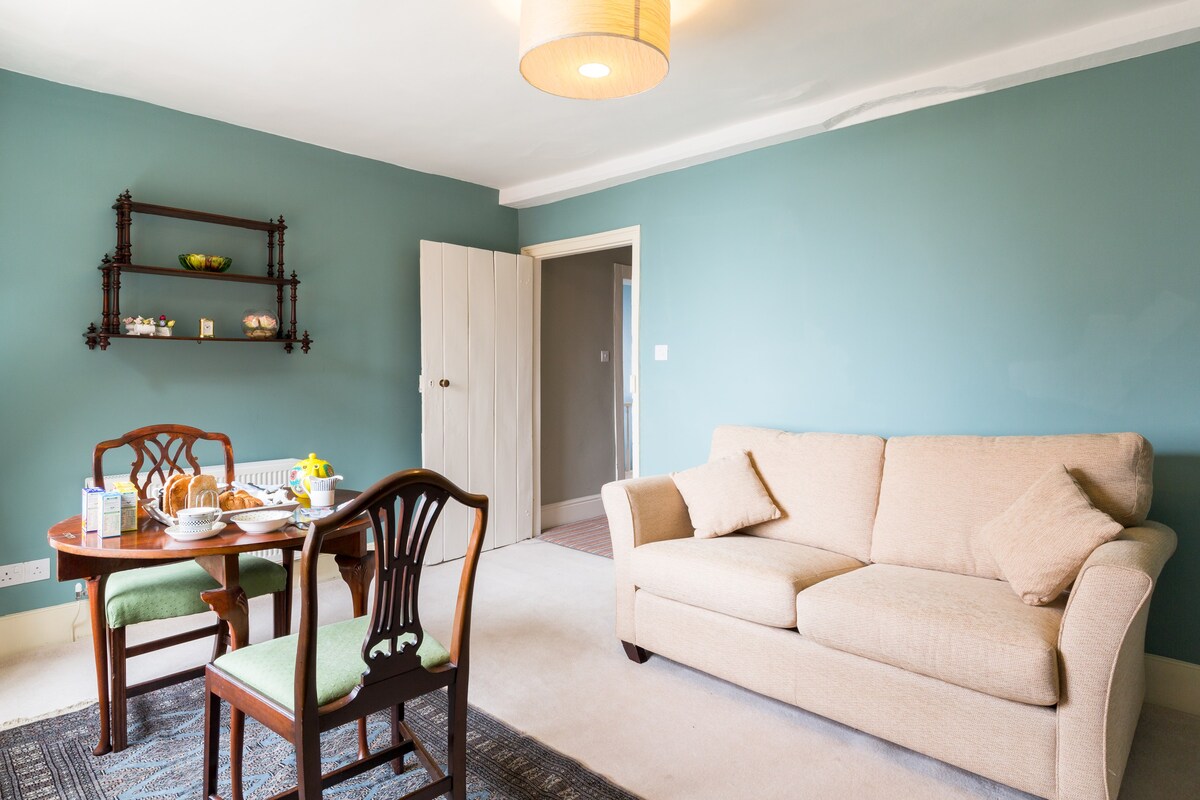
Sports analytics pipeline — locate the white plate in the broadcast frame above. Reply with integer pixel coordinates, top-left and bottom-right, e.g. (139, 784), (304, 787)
(165, 521), (227, 541)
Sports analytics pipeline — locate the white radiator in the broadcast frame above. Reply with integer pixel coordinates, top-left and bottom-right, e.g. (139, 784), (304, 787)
(85, 457), (298, 561)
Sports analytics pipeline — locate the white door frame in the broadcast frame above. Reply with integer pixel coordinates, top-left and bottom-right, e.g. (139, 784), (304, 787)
(522, 226), (641, 536)
(612, 262), (633, 481)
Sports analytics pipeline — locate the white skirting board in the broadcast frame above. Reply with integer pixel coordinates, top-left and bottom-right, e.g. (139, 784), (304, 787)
(540, 494), (605, 530)
(1145, 654), (1200, 716)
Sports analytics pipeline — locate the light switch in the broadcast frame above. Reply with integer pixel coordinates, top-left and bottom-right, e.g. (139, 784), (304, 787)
(655, 344), (669, 361)
(600, 350), (610, 363)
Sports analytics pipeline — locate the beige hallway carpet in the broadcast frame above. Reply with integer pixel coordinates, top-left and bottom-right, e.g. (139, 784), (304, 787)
(540, 514), (614, 557)
(2, 540), (1198, 799)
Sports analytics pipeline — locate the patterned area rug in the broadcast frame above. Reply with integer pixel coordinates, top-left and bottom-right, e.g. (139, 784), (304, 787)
(0, 679), (638, 800)
(539, 516), (613, 558)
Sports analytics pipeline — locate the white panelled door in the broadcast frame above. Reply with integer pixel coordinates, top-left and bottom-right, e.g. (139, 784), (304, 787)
(420, 241), (534, 564)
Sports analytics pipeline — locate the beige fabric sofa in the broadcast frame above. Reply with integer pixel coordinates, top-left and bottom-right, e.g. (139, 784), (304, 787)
(602, 426), (1176, 800)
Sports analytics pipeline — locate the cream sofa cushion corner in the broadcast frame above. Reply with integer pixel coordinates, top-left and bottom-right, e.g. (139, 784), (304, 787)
(795, 564), (1065, 705)
(709, 426), (885, 561)
(982, 464), (1124, 606)
(671, 450), (781, 538)
(630, 535), (863, 628)
(870, 433), (1152, 579)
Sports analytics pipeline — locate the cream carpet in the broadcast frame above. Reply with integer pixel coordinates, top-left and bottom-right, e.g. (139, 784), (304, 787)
(2, 540), (1198, 800)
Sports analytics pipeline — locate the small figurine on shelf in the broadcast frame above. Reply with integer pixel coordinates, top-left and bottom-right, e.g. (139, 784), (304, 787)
(242, 309), (280, 339)
(122, 315), (157, 335)
(156, 315), (175, 337)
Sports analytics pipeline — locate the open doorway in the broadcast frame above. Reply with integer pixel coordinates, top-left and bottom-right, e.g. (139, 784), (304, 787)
(522, 227), (641, 555)
(538, 244), (631, 528)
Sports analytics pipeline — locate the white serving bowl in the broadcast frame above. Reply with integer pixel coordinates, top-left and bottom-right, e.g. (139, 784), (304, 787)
(231, 509), (293, 533)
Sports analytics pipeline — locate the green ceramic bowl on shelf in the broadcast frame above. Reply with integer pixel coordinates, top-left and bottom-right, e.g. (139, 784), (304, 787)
(178, 253), (233, 272)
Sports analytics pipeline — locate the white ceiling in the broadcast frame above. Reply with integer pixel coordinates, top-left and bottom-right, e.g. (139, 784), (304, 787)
(2, 1), (1199, 207)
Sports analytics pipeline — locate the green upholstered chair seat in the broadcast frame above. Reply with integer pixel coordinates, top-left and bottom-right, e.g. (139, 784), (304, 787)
(105, 556), (287, 628)
(213, 616), (451, 711)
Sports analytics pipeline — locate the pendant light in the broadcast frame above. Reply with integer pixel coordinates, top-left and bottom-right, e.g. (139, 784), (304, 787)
(520, 0), (671, 100)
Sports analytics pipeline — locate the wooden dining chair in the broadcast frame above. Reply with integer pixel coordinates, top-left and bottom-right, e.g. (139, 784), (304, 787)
(91, 424), (293, 753)
(203, 468), (488, 800)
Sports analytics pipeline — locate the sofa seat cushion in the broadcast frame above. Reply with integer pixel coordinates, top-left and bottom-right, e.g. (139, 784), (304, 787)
(795, 564), (1064, 705)
(631, 534), (863, 628)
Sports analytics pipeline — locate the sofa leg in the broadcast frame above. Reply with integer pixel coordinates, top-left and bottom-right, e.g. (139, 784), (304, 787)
(622, 641), (650, 664)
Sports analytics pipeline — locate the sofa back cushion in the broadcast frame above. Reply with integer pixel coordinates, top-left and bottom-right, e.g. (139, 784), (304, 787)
(870, 433), (1153, 579)
(709, 426), (885, 561)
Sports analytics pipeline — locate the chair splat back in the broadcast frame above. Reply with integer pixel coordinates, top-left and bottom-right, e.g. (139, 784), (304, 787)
(92, 424), (235, 499)
(296, 469), (488, 715)
(207, 468), (489, 800)
(361, 482), (451, 683)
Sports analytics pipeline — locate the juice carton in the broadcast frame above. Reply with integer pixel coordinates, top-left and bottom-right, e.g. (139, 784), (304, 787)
(99, 492), (122, 538)
(112, 480), (139, 531)
(82, 487), (105, 532)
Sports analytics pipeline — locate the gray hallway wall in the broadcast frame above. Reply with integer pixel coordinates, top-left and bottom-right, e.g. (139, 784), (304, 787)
(540, 246), (632, 505)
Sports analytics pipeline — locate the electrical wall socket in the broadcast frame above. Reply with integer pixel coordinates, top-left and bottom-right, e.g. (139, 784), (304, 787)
(0, 563), (24, 587)
(0, 559), (51, 588)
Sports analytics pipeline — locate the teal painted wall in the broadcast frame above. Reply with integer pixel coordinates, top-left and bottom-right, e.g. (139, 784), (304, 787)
(0, 70), (516, 616)
(519, 44), (1200, 664)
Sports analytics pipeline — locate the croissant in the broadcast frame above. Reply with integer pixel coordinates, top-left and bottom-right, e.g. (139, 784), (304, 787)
(218, 490), (264, 511)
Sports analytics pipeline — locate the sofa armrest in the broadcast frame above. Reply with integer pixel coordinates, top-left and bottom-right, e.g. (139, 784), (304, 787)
(601, 476), (694, 642)
(1056, 521), (1177, 800)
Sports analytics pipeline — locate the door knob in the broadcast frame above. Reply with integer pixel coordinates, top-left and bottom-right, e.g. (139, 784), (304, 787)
(439, 379), (450, 388)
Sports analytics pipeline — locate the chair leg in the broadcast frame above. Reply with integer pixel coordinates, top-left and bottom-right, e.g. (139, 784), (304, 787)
(448, 677), (468, 800)
(86, 576), (112, 756)
(295, 728), (323, 800)
(230, 708), (245, 800)
(390, 704), (406, 775)
(273, 590), (288, 639)
(109, 626), (128, 752)
(203, 687), (221, 800)
(356, 718), (370, 760)
(211, 619), (231, 663)
(282, 550), (295, 634)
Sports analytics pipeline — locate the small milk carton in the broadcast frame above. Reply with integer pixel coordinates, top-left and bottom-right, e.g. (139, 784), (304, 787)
(99, 491), (122, 538)
(82, 487), (105, 532)
(113, 481), (139, 531)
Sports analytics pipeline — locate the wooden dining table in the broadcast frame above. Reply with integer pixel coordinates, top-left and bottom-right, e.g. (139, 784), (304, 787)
(46, 489), (375, 755)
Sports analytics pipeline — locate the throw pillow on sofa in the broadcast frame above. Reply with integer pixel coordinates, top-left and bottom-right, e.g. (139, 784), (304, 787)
(671, 451), (782, 538)
(982, 463), (1124, 606)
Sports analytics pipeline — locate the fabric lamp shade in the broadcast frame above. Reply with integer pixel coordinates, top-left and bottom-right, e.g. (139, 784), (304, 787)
(520, 0), (671, 99)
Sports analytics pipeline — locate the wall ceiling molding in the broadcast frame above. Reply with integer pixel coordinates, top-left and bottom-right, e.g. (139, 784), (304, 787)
(2, 1), (1199, 210)
(500, 1), (1200, 207)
